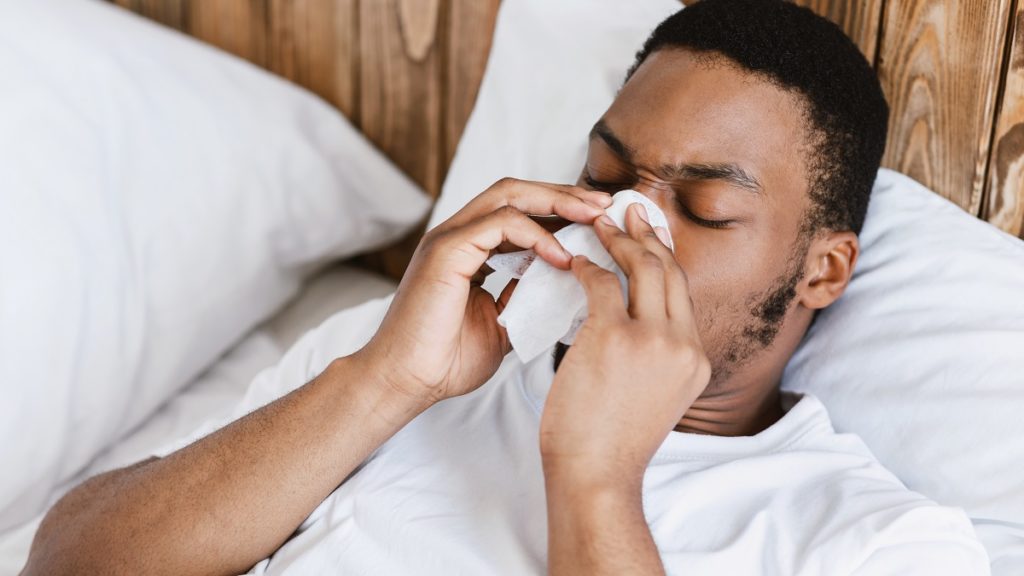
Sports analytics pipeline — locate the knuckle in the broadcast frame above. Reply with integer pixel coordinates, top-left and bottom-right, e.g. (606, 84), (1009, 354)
(427, 229), (457, 252)
(604, 324), (633, 348)
(593, 268), (620, 287)
(640, 230), (662, 245)
(415, 233), (446, 263)
(636, 251), (664, 272)
(493, 176), (519, 190)
(641, 326), (674, 351)
(419, 228), (444, 250)
(678, 344), (710, 375)
(494, 204), (524, 221)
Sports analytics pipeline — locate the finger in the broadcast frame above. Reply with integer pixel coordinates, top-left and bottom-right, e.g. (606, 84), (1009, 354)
(493, 215), (573, 254)
(496, 279), (519, 315)
(431, 207), (573, 280)
(439, 179), (612, 231)
(570, 255), (628, 322)
(495, 279), (519, 355)
(469, 262), (494, 286)
(622, 203), (692, 318)
(593, 208), (666, 319)
(624, 202), (673, 254)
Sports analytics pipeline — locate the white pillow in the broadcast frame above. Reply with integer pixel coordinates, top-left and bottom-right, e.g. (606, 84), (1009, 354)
(0, 0), (430, 531)
(432, 0), (1024, 571)
(781, 170), (1024, 572)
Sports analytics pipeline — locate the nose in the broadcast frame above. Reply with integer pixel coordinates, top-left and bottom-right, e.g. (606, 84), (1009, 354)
(629, 177), (676, 218)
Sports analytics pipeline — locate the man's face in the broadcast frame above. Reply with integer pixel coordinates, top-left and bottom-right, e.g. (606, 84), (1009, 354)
(577, 48), (815, 388)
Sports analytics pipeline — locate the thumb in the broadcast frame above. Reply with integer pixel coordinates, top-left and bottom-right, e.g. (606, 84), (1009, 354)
(496, 279), (519, 314)
(495, 279), (518, 355)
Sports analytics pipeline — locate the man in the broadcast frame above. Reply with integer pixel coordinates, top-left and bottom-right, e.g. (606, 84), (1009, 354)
(25, 1), (988, 574)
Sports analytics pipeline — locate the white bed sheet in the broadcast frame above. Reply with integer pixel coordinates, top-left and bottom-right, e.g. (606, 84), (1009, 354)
(0, 263), (397, 576)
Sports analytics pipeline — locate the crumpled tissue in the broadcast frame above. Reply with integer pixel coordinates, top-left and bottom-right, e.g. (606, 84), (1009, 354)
(486, 190), (673, 362)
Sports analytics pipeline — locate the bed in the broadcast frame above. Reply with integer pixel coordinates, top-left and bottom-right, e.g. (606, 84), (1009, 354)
(1, 0), (1022, 574)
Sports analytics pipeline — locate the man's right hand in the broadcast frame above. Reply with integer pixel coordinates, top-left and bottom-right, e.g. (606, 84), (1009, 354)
(21, 179), (612, 576)
(354, 178), (612, 406)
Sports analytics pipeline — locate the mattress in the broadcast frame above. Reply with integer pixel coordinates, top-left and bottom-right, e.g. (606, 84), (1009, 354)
(0, 263), (398, 575)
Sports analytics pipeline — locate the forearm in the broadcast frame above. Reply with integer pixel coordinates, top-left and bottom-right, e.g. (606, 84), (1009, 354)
(25, 355), (429, 576)
(544, 468), (665, 576)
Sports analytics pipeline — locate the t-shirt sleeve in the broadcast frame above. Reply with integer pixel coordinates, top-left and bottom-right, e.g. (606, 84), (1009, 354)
(848, 506), (990, 576)
(150, 295), (393, 459)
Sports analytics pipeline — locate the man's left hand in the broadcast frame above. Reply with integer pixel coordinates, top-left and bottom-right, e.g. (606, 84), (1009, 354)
(539, 202), (712, 489)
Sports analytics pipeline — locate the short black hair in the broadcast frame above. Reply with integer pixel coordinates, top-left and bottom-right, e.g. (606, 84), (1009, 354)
(628, 0), (889, 236)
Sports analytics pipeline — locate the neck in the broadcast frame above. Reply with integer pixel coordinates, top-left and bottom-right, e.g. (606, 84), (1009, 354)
(673, 305), (813, 437)
(551, 341), (788, 437)
(673, 382), (784, 436)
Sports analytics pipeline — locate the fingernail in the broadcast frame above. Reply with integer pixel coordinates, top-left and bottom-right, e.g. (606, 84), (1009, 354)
(634, 203), (650, 224)
(654, 226), (672, 247)
(588, 192), (613, 206)
(598, 215), (615, 227)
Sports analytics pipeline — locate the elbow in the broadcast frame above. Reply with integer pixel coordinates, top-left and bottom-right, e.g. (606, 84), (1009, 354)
(22, 507), (86, 575)
(21, 464), (155, 576)
(23, 511), (143, 576)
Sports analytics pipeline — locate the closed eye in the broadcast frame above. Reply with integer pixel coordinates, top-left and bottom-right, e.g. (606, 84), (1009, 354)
(673, 198), (734, 229)
(583, 174), (632, 193)
(587, 174), (734, 229)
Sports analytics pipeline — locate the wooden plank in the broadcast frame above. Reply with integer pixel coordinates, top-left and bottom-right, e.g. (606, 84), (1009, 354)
(112, 0), (190, 31)
(877, 0), (1014, 215)
(984, 2), (1024, 238)
(792, 0), (885, 63)
(267, 0), (359, 119)
(356, 0), (445, 278)
(359, 0), (444, 195)
(444, 0), (501, 168)
(188, 0), (270, 67)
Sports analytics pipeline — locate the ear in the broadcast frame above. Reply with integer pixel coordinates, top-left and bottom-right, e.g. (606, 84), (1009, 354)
(798, 231), (859, 310)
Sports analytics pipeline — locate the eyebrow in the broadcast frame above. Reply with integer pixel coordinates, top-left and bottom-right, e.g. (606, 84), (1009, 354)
(591, 120), (636, 161)
(589, 119), (764, 195)
(657, 162), (763, 194)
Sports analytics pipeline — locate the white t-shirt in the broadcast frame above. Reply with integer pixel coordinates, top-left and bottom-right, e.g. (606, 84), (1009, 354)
(160, 296), (989, 575)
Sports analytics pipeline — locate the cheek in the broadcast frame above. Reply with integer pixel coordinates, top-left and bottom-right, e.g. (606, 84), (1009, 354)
(671, 237), (782, 347)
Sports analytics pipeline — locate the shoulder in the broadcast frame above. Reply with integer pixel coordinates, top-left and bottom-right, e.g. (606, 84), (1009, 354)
(844, 504), (990, 575)
(778, 395), (990, 574)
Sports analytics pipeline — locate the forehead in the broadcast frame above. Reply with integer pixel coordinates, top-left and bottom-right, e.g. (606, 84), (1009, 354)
(602, 49), (810, 197)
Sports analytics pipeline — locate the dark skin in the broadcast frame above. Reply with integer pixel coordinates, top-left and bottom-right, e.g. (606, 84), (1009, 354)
(22, 48), (859, 575)
(572, 48), (859, 437)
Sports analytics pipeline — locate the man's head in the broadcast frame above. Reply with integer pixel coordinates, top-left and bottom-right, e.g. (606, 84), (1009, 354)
(563, 0), (889, 395)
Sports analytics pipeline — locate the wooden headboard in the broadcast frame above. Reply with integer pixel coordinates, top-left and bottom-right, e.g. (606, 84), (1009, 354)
(110, 0), (1024, 272)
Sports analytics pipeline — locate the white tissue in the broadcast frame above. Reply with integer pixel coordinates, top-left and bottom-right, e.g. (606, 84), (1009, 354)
(486, 190), (673, 362)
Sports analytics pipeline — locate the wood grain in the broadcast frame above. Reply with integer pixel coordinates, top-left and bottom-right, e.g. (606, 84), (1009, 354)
(189, 0), (270, 68)
(792, 0), (885, 62)
(984, 2), (1024, 238)
(444, 0), (501, 167)
(359, 0), (443, 195)
(355, 0), (445, 277)
(877, 0), (1014, 215)
(267, 0), (358, 118)
(113, 0), (189, 31)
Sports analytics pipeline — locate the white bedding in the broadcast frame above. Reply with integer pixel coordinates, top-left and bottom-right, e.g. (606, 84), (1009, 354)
(0, 263), (397, 576)
(0, 0), (428, 530)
